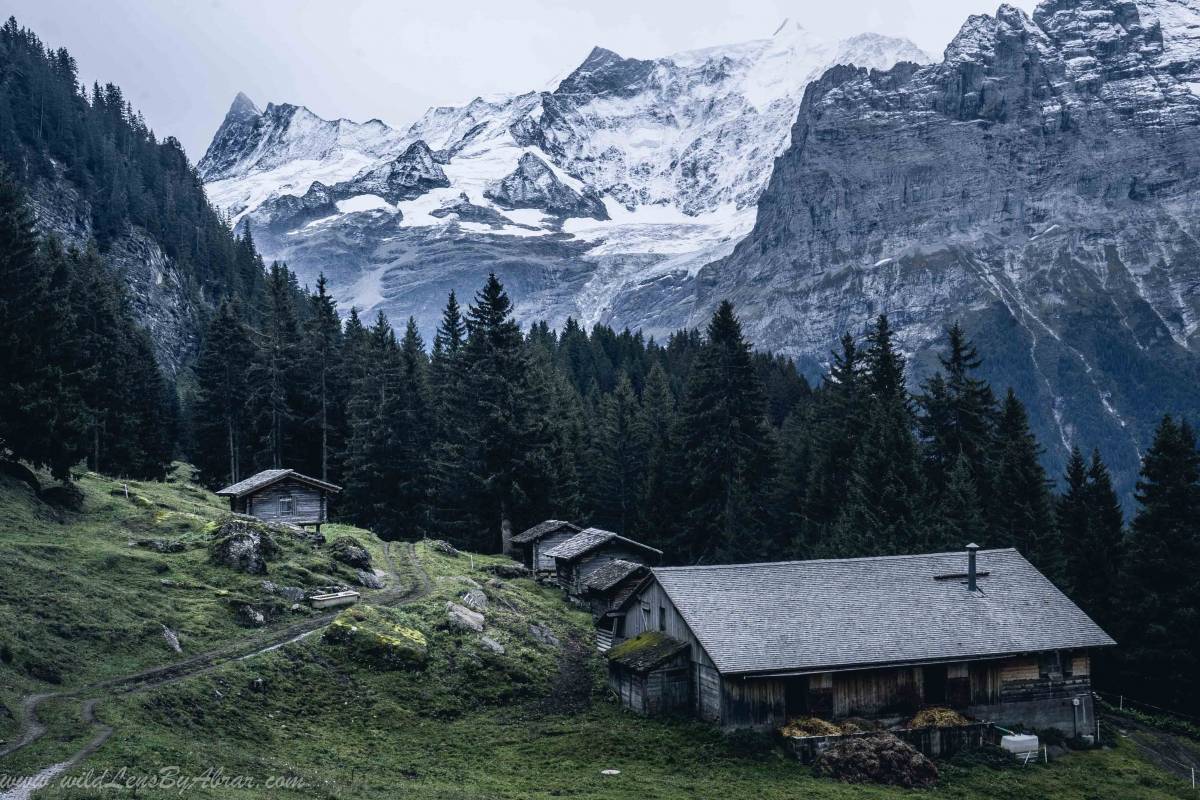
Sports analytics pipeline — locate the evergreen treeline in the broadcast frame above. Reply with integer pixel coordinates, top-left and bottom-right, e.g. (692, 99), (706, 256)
(0, 18), (266, 301)
(0, 166), (174, 478)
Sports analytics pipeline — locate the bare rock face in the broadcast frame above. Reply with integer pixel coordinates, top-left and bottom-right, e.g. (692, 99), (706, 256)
(704, 0), (1200, 499)
(342, 140), (450, 202)
(210, 515), (283, 575)
(485, 153), (608, 220)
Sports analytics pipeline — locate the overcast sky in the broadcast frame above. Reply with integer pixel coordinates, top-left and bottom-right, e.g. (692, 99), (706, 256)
(9, 0), (1036, 160)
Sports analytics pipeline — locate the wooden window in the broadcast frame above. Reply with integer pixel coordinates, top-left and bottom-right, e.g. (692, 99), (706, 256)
(279, 497), (294, 516)
(658, 606), (666, 631)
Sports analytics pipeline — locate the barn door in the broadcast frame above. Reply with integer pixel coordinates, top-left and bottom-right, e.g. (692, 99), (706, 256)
(923, 665), (948, 705)
(784, 676), (809, 719)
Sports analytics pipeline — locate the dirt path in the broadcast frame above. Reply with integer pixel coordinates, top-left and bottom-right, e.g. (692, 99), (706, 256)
(0, 541), (430, 796)
(1106, 713), (1200, 786)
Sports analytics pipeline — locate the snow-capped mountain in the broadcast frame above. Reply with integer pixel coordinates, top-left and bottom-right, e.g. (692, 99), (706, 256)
(199, 22), (930, 329)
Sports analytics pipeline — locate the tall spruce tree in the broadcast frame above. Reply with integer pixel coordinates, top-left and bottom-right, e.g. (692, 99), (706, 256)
(636, 363), (679, 550)
(918, 324), (998, 502)
(1060, 447), (1123, 629)
(192, 300), (256, 486)
(674, 301), (774, 563)
(300, 275), (344, 481)
(825, 316), (925, 557)
(992, 389), (1060, 576)
(587, 372), (647, 535)
(245, 262), (301, 470)
(1120, 416), (1200, 711)
(461, 274), (552, 553)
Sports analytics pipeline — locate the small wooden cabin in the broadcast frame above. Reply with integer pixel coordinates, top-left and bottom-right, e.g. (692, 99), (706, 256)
(611, 546), (1116, 734)
(511, 520), (581, 573)
(607, 632), (691, 716)
(216, 469), (341, 529)
(580, 559), (649, 651)
(545, 528), (662, 597)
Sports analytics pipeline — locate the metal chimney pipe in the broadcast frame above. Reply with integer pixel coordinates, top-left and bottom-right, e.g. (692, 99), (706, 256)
(966, 543), (980, 592)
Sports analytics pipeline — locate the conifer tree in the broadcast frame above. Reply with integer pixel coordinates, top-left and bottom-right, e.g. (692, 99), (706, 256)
(636, 363), (679, 550)
(1060, 447), (1123, 628)
(930, 452), (985, 551)
(588, 372), (647, 534)
(918, 324), (998, 502)
(245, 262), (301, 470)
(992, 389), (1060, 576)
(1120, 416), (1200, 711)
(675, 301), (774, 563)
(802, 334), (865, 551)
(300, 275), (344, 481)
(461, 274), (552, 553)
(192, 300), (256, 486)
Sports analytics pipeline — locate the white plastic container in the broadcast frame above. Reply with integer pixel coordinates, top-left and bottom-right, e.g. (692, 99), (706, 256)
(1000, 734), (1039, 755)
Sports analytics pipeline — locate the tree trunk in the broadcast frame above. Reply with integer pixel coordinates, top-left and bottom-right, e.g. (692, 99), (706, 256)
(500, 498), (513, 556)
(227, 416), (237, 485)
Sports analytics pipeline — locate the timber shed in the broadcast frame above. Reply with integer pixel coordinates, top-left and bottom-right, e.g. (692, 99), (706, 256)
(613, 546), (1116, 734)
(580, 559), (649, 651)
(216, 469), (341, 529)
(607, 632), (691, 716)
(546, 528), (662, 597)
(511, 519), (581, 573)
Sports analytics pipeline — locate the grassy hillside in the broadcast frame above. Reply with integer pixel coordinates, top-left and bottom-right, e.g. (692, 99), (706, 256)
(0, 468), (1196, 799)
(0, 464), (391, 745)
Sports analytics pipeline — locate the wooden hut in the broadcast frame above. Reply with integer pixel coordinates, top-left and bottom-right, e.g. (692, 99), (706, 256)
(611, 546), (1116, 733)
(510, 520), (581, 573)
(216, 469), (341, 530)
(545, 528), (662, 597)
(579, 559), (649, 651)
(606, 631), (691, 716)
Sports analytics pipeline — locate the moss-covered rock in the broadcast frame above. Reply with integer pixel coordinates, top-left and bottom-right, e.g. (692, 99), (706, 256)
(329, 535), (372, 569)
(210, 514), (283, 574)
(324, 605), (427, 670)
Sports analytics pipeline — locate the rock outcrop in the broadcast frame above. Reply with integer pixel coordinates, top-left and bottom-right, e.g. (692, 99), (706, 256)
(484, 153), (608, 220)
(330, 536), (372, 570)
(210, 515), (283, 575)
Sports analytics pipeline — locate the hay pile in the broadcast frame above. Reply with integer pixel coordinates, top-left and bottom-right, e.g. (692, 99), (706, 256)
(906, 706), (970, 729)
(812, 733), (939, 788)
(780, 716), (842, 738)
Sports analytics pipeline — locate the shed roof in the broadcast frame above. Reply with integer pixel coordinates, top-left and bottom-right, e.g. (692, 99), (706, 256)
(649, 548), (1116, 676)
(215, 469), (342, 498)
(584, 559), (647, 594)
(511, 519), (580, 546)
(545, 528), (662, 562)
(607, 632), (690, 673)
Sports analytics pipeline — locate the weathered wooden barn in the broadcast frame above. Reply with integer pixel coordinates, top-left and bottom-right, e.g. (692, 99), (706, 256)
(610, 546), (1115, 734)
(578, 559), (648, 651)
(511, 519), (581, 573)
(545, 528), (662, 598)
(216, 469), (341, 529)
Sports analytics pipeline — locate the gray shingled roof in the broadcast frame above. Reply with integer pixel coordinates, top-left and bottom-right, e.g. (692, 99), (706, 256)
(511, 519), (580, 545)
(584, 559), (647, 594)
(652, 549), (1116, 676)
(544, 528), (663, 562)
(215, 469), (341, 497)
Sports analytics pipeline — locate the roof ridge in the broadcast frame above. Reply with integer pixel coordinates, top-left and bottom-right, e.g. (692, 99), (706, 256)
(653, 548), (1017, 573)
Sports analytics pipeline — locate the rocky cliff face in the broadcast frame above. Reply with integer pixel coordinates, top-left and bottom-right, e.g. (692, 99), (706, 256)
(27, 162), (203, 376)
(700, 0), (1200, 497)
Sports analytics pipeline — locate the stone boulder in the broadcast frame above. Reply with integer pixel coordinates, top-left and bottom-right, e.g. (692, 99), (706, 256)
(480, 636), (505, 655)
(528, 623), (560, 648)
(483, 562), (530, 579)
(356, 569), (385, 590)
(261, 581), (306, 604)
(445, 602), (485, 633)
(330, 536), (372, 570)
(428, 539), (460, 556)
(210, 515), (282, 575)
(461, 589), (488, 612)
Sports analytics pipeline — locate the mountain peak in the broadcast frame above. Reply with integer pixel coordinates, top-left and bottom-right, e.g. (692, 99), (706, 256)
(225, 91), (261, 124)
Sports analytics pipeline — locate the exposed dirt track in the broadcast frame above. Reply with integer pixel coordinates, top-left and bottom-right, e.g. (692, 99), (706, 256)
(0, 542), (430, 796)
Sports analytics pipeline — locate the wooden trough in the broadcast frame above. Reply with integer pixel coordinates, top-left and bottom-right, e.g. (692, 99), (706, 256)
(309, 590), (360, 610)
